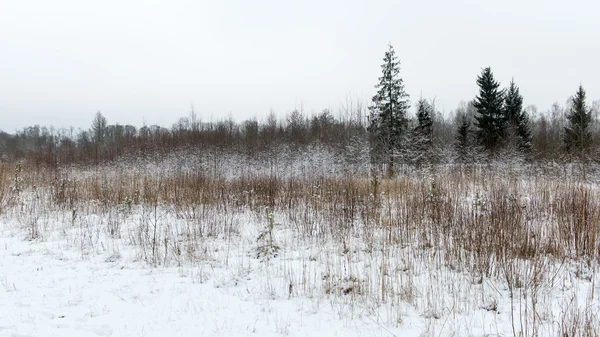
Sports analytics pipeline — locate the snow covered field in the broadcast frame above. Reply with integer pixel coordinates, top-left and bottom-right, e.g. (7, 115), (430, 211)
(0, 211), (421, 337)
(1, 233), (415, 337)
(1, 163), (599, 336)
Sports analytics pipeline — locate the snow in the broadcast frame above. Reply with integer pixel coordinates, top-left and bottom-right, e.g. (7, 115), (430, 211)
(0, 223), (413, 337)
(1, 190), (599, 336)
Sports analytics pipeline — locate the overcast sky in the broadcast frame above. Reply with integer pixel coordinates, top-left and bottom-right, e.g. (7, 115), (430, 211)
(1, 0), (598, 132)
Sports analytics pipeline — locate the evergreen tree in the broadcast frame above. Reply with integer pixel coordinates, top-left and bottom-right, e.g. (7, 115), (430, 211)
(564, 85), (592, 156)
(411, 98), (434, 166)
(368, 44), (410, 177)
(504, 79), (532, 151)
(473, 67), (505, 151)
(415, 98), (434, 138)
(455, 112), (472, 162)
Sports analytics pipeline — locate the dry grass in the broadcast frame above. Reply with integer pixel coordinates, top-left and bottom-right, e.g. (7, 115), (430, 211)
(2, 160), (599, 336)
(4, 161), (600, 263)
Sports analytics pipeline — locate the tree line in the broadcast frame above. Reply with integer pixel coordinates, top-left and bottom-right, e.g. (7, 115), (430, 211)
(0, 108), (366, 166)
(367, 44), (598, 176)
(0, 44), (598, 169)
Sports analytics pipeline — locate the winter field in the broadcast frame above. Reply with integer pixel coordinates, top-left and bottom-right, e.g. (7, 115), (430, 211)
(1, 150), (599, 337)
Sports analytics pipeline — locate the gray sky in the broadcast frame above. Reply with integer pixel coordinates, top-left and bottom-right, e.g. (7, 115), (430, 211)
(1, 0), (598, 132)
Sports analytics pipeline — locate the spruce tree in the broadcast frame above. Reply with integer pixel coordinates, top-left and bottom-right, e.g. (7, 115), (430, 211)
(410, 98), (434, 166)
(455, 112), (472, 162)
(504, 79), (532, 151)
(473, 67), (505, 152)
(564, 85), (592, 156)
(415, 98), (434, 138)
(368, 44), (410, 177)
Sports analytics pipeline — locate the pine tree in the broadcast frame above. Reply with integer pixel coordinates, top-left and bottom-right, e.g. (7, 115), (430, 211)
(411, 98), (434, 166)
(564, 85), (592, 156)
(473, 67), (505, 152)
(504, 79), (532, 151)
(368, 44), (410, 177)
(415, 98), (434, 138)
(455, 112), (472, 162)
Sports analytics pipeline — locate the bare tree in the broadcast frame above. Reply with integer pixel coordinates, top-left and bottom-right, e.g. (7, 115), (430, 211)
(90, 111), (108, 164)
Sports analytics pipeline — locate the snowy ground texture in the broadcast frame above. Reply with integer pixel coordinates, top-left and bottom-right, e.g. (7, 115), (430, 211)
(1, 176), (599, 336)
(0, 201), (433, 337)
(0, 226), (415, 337)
